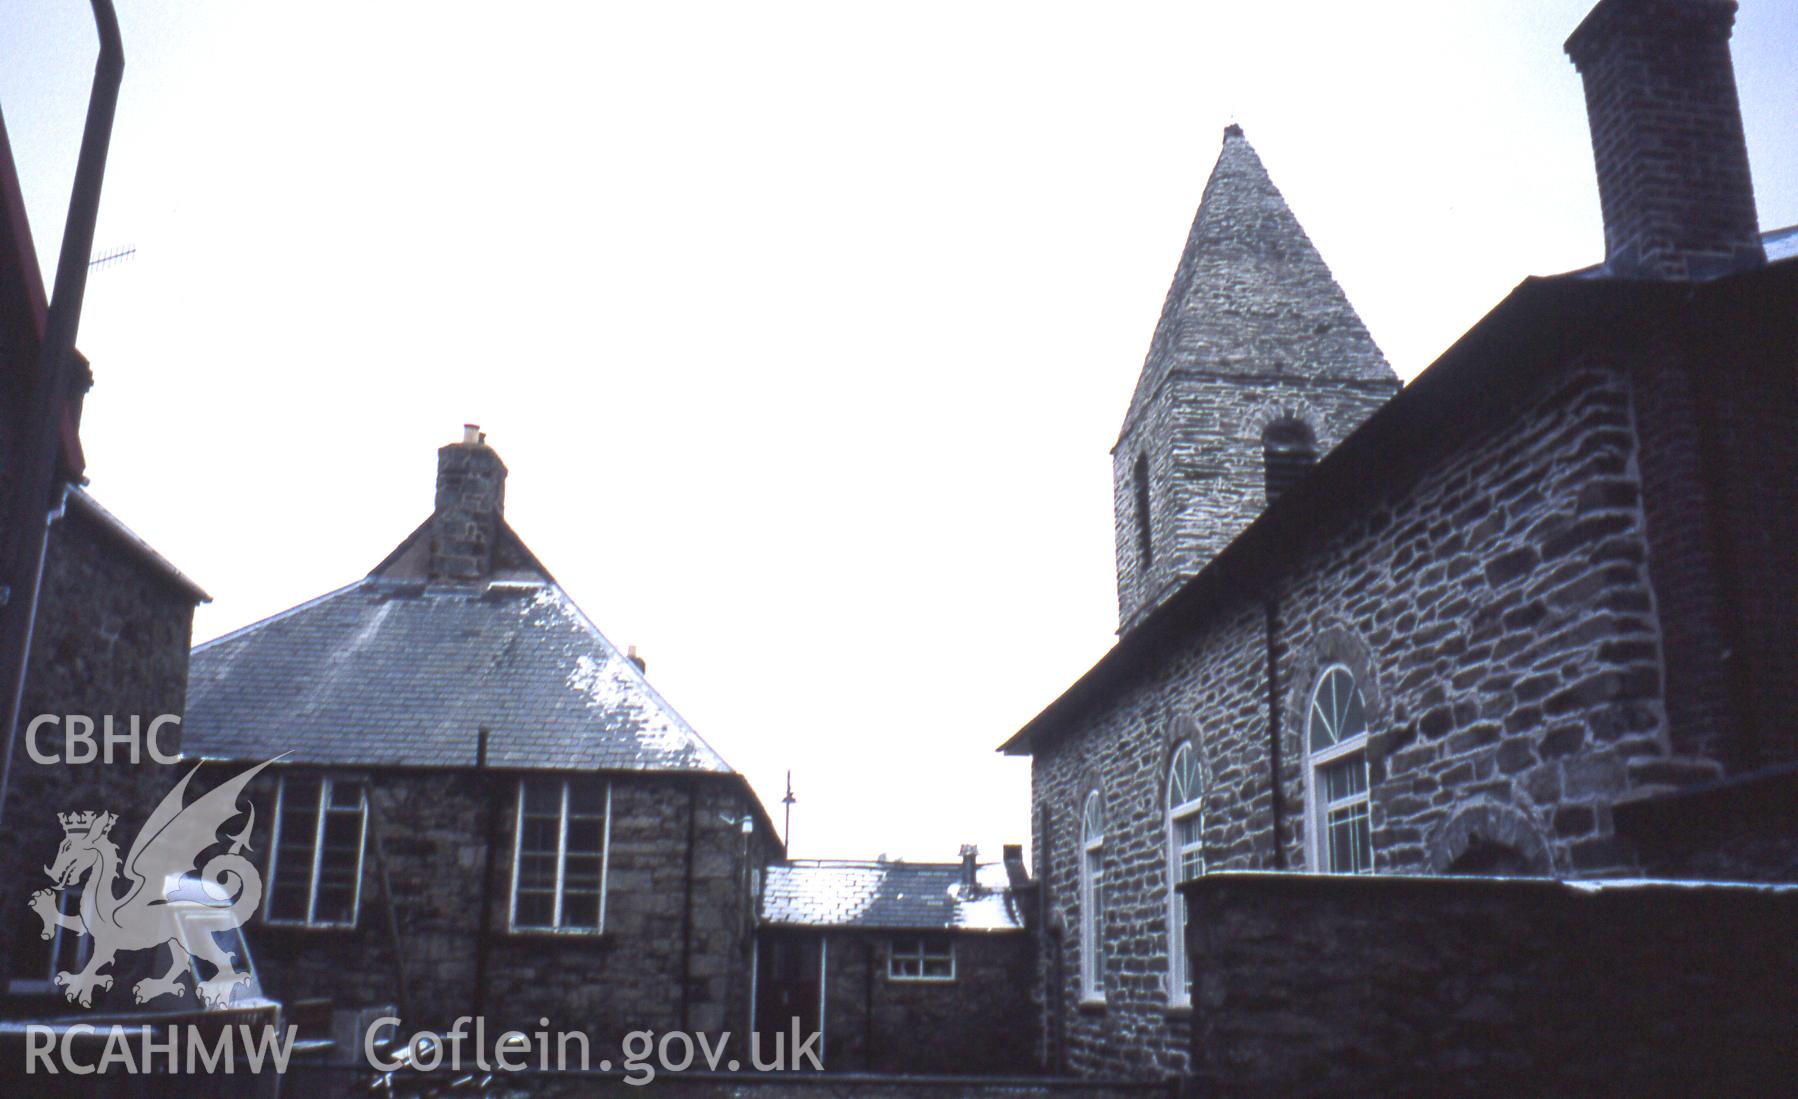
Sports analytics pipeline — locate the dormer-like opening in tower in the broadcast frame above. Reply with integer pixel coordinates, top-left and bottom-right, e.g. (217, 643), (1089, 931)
(1262, 418), (1317, 504)
(1133, 453), (1153, 569)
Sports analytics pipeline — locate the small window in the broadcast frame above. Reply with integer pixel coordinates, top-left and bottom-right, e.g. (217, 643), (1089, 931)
(267, 776), (368, 927)
(1133, 454), (1154, 568)
(1307, 666), (1373, 874)
(1262, 417), (1317, 503)
(510, 778), (612, 933)
(1165, 743), (1203, 1004)
(889, 935), (955, 981)
(1078, 789), (1106, 1002)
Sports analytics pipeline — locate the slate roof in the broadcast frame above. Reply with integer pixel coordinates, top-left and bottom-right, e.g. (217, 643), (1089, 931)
(1121, 125), (1395, 441)
(1004, 254), (1798, 754)
(183, 560), (731, 774)
(760, 861), (1023, 931)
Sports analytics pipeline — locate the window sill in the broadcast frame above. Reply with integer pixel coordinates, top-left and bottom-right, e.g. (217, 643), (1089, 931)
(505, 927), (609, 944)
(888, 976), (957, 984)
(260, 919), (359, 933)
(1076, 997), (1108, 1014)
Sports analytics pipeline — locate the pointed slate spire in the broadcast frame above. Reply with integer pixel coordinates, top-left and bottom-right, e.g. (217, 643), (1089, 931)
(1111, 126), (1397, 633)
(1120, 125), (1392, 438)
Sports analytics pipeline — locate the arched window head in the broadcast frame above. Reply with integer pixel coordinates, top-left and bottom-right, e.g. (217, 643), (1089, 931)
(1081, 790), (1106, 844)
(1262, 417), (1318, 504)
(1078, 790), (1106, 1002)
(1306, 665), (1373, 874)
(1165, 743), (1203, 1004)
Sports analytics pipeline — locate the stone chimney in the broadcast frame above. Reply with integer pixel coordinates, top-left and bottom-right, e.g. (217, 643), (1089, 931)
(1001, 844), (1030, 889)
(428, 424), (508, 582)
(1565, 0), (1764, 279)
(958, 844), (979, 893)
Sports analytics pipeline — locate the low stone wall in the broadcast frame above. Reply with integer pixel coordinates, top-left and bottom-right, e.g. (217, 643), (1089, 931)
(1181, 872), (1798, 1098)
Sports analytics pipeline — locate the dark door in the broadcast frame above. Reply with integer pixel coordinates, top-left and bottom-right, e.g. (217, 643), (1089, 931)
(755, 931), (822, 1065)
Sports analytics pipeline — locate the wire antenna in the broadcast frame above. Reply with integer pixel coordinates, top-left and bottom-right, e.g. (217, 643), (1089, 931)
(87, 245), (136, 270)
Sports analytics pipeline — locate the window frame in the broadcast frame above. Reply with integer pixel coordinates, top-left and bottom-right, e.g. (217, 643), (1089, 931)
(265, 774), (369, 929)
(507, 778), (613, 935)
(1304, 664), (1374, 875)
(1078, 789), (1106, 1004)
(887, 935), (956, 982)
(1165, 743), (1203, 1006)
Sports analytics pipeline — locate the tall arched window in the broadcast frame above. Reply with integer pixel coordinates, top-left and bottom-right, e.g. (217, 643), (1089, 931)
(1078, 790), (1106, 1002)
(1306, 665), (1373, 873)
(1165, 743), (1203, 1004)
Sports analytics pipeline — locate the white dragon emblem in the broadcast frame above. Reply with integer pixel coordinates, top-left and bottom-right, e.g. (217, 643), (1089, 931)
(29, 759), (276, 1009)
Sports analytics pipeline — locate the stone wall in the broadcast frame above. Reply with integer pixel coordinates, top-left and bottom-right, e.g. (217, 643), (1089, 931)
(1027, 356), (1750, 1077)
(1181, 871), (1798, 1098)
(817, 930), (1036, 1075)
(1114, 375), (1392, 634)
(241, 767), (773, 1043)
(0, 501), (199, 1002)
(1275, 362), (1671, 876)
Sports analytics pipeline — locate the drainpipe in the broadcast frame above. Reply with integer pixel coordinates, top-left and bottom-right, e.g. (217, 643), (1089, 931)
(473, 728), (499, 1019)
(0, 0), (124, 836)
(680, 782), (696, 1030)
(1265, 591), (1286, 869)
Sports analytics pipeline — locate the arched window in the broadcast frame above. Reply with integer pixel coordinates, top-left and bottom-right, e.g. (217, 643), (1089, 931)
(1262, 417), (1317, 503)
(1165, 743), (1203, 1004)
(1306, 665), (1373, 874)
(1078, 790), (1106, 1002)
(1133, 453), (1153, 568)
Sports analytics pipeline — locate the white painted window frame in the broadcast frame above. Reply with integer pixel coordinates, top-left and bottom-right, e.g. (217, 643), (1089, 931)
(507, 778), (612, 935)
(887, 935), (956, 982)
(265, 775), (368, 929)
(1165, 743), (1204, 1006)
(1304, 664), (1374, 875)
(1078, 789), (1106, 1004)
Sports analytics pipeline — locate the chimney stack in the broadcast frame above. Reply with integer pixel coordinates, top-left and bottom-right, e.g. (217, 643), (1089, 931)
(429, 424), (508, 582)
(958, 844), (979, 893)
(627, 645), (647, 674)
(1002, 844), (1030, 889)
(1565, 0), (1763, 279)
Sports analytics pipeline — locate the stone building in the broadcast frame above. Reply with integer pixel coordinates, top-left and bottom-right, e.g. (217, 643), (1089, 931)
(756, 849), (1035, 1074)
(1002, 0), (1796, 1081)
(0, 106), (214, 1010)
(180, 428), (785, 1048)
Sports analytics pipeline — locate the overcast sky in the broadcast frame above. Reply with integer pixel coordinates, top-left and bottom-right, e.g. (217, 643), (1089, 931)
(4, 2), (1795, 866)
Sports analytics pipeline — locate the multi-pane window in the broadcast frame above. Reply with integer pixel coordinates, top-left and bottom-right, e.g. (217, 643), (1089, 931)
(1307, 665), (1373, 874)
(267, 776), (368, 927)
(1079, 790), (1106, 1002)
(888, 935), (955, 981)
(510, 778), (611, 933)
(1166, 743), (1203, 1004)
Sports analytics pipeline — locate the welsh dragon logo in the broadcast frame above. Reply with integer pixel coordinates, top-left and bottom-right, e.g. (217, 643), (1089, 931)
(29, 759), (276, 1009)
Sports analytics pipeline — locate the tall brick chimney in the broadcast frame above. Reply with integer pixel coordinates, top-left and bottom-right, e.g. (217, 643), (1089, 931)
(1565, 0), (1764, 279)
(428, 424), (507, 581)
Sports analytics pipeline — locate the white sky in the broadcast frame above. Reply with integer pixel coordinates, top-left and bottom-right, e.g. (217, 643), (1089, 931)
(4, 2), (1795, 866)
